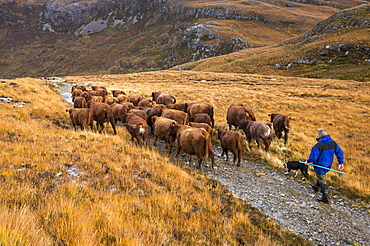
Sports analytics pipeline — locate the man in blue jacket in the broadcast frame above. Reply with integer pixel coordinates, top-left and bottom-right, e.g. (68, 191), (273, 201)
(305, 129), (344, 203)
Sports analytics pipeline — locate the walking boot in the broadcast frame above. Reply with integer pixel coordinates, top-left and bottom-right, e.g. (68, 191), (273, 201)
(311, 182), (320, 193)
(317, 184), (330, 204)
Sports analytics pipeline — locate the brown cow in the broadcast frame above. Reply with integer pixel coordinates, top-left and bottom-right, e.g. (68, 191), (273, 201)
(239, 120), (272, 152)
(226, 104), (256, 130)
(66, 108), (93, 131)
(152, 91), (176, 106)
(73, 96), (87, 108)
(152, 116), (177, 154)
(190, 113), (212, 126)
(188, 122), (213, 135)
(129, 109), (148, 122)
(187, 103), (215, 128)
(138, 98), (155, 108)
(90, 96), (104, 103)
(124, 113), (148, 145)
(111, 103), (130, 124)
(88, 101), (117, 134)
(129, 94), (144, 106)
(72, 85), (87, 91)
(111, 90), (126, 97)
(154, 104), (167, 111)
(80, 91), (92, 102)
(168, 123), (215, 169)
(144, 107), (163, 134)
(104, 96), (119, 106)
(269, 113), (290, 145)
(161, 109), (188, 125)
(167, 103), (187, 112)
(217, 129), (243, 166)
(116, 94), (130, 103)
(71, 89), (82, 102)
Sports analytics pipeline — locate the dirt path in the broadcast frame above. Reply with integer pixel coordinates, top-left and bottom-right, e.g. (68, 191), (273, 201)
(173, 145), (370, 246)
(59, 84), (369, 246)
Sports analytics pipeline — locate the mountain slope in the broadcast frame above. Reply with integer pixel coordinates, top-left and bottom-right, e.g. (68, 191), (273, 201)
(0, 0), (367, 78)
(173, 3), (370, 81)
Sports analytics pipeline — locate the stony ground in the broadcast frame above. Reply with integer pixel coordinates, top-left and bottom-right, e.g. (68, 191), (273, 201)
(60, 84), (369, 246)
(171, 145), (370, 246)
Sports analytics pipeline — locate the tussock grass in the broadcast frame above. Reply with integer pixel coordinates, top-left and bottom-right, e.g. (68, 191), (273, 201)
(0, 77), (309, 245)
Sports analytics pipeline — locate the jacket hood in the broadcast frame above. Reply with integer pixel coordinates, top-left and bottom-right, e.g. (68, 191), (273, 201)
(317, 135), (333, 145)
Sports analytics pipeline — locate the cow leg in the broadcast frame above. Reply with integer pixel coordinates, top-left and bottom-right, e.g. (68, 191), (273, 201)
(263, 137), (271, 152)
(284, 131), (289, 145)
(232, 149), (237, 164)
(225, 150), (230, 162)
(175, 145), (181, 158)
(196, 155), (203, 169)
(237, 149), (242, 167)
(153, 135), (158, 146)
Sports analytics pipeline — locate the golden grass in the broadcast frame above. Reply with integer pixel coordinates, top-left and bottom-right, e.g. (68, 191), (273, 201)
(0, 77), (309, 245)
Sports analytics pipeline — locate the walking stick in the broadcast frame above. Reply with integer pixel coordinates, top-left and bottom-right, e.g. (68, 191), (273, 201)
(299, 161), (346, 175)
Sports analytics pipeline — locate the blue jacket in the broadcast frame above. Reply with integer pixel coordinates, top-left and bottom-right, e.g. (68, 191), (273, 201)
(307, 135), (344, 175)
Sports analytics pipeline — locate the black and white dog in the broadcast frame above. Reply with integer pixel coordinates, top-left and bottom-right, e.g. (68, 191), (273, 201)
(284, 161), (309, 180)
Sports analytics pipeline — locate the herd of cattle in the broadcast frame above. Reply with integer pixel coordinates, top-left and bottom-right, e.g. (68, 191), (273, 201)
(66, 84), (290, 169)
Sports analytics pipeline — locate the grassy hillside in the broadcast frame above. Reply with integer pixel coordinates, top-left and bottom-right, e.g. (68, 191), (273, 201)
(62, 71), (370, 200)
(173, 4), (370, 81)
(0, 76), (312, 245)
(1, 69), (369, 244)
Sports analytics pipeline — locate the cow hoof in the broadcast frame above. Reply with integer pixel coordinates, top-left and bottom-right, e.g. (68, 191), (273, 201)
(284, 172), (289, 175)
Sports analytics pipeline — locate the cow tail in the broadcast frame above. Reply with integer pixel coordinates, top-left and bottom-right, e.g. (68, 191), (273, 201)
(267, 123), (273, 140)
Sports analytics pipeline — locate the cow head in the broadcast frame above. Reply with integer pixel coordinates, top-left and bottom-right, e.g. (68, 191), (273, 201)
(268, 113), (278, 123)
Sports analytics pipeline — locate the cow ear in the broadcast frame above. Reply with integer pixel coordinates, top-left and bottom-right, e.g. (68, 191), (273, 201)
(268, 114), (271, 117)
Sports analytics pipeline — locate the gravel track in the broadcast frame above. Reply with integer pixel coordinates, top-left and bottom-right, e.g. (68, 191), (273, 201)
(161, 143), (370, 246)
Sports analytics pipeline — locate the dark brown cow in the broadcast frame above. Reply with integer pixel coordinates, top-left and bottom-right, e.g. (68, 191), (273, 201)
(161, 109), (188, 125)
(217, 129), (243, 166)
(88, 101), (117, 134)
(188, 122), (213, 135)
(269, 113), (290, 145)
(66, 108), (93, 131)
(187, 103), (215, 128)
(111, 90), (126, 97)
(124, 113), (148, 145)
(168, 123), (215, 169)
(111, 103), (130, 124)
(226, 104), (256, 130)
(144, 107), (163, 134)
(239, 120), (272, 152)
(73, 96), (87, 108)
(152, 116), (177, 154)
(152, 91), (176, 106)
(138, 98), (154, 108)
(190, 113), (212, 126)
